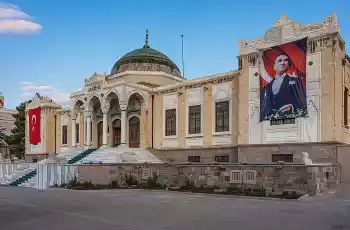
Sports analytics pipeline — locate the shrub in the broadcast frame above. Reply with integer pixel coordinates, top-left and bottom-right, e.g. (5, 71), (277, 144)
(180, 177), (195, 191)
(68, 176), (80, 187)
(146, 174), (162, 189)
(282, 191), (303, 199)
(124, 173), (138, 187)
(109, 180), (120, 188)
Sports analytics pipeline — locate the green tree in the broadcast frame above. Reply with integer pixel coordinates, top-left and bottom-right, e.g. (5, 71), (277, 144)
(7, 101), (29, 159)
(0, 124), (6, 140)
(0, 119), (10, 159)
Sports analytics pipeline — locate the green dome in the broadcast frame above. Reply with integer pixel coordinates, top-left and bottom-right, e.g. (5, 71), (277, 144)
(111, 32), (181, 77)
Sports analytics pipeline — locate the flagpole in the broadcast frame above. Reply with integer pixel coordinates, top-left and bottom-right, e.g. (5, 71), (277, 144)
(181, 34), (185, 81)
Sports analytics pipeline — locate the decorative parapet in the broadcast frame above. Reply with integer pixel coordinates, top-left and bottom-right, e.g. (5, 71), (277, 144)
(239, 13), (340, 56)
(115, 62), (182, 78)
(108, 70), (182, 84)
(154, 70), (239, 94)
(56, 108), (71, 116)
(84, 72), (108, 86)
(70, 90), (85, 98)
(26, 93), (61, 111)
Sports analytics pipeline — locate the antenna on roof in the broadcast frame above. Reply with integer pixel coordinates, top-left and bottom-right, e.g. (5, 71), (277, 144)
(181, 34), (185, 81)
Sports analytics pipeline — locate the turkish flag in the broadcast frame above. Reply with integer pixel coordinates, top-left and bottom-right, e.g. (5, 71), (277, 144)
(29, 106), (41, 144)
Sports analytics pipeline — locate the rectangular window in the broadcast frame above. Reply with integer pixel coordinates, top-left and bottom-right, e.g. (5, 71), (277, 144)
(165, 109), (176, 136)
(270, 118), (295, 126)
(85, 121), (87, 142)
(238, 57), (243, 70)
(215, 101), (229, 132)
(62, 125), (68, 145)
(188, 156), (200, 162)
(90, 121), (92, 142)
(344, 87), (349, 126)
(188, 105), (201, 134)
(272, 154), (293, 163)
(215, 155), (230, 163)
(76, 123), (79, 144)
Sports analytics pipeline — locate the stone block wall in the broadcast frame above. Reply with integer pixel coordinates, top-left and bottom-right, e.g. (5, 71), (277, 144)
(150, 142), (343, 165)
(150, 146), (238, 163)
(237, 142), (339, 164)
(76, 163), (340, 195)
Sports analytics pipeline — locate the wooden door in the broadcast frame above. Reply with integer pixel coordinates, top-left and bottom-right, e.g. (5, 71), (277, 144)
(113, 119), (121, 146)
(97, 121), (103, 148)
(128, 117), (140, 148)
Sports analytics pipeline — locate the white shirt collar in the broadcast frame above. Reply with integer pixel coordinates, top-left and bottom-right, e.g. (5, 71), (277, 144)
(275, 72), (287, 79)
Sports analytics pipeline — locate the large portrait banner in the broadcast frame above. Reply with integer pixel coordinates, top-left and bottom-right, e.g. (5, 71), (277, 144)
(259, 37), (308, 122)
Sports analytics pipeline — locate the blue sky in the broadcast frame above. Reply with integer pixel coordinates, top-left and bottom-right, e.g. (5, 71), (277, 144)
(1, 0), (349, 109)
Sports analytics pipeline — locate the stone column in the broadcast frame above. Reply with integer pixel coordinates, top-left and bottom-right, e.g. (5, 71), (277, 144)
(71, 114), (77, 148)
(102, 107), (109, 147)
(120, 102), (127, 147)
(85, 110), (92, 148)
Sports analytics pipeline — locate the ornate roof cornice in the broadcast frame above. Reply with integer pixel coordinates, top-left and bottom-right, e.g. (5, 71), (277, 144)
(26, 93), (61, 111)
(84, 72), (107, 86)
(239, 13), (340, 56)
(109, 70), (182, 83)
(154, 70), (239, 93)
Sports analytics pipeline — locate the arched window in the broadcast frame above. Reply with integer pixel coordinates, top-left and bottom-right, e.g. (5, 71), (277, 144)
(128, 98), (141, 111)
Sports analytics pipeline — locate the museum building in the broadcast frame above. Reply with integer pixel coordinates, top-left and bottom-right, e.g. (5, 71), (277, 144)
(24, 13), (350, 166)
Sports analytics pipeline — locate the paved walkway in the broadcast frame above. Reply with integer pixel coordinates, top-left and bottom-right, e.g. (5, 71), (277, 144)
(0, 187), (350, 230)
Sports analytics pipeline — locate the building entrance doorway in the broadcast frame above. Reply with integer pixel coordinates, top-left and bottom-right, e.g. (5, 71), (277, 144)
(113, 119), (121, 147)
(97, 121), (103, 148)
(128, 116), (140, 148)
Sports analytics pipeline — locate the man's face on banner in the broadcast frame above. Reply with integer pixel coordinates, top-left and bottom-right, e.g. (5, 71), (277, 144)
(274, 54), (289, 76)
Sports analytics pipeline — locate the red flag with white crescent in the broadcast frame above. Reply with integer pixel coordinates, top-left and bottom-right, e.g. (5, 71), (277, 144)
(29, 106), (41, 144)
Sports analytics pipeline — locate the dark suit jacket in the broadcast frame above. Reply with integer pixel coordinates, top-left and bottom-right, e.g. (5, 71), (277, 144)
(260, 74), (307, 121)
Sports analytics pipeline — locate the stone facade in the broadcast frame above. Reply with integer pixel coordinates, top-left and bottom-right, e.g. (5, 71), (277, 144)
(24, 13), (350, 171)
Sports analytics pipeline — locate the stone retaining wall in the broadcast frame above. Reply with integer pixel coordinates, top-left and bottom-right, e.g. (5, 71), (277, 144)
(76, 163), (340, 195)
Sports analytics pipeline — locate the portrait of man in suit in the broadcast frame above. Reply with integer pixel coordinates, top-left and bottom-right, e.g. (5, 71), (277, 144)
(259, 38), (307, 121)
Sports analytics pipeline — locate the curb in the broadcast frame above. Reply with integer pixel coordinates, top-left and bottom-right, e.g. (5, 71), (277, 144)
(46, 187), (303, 201)
(147, 189), (300, 201)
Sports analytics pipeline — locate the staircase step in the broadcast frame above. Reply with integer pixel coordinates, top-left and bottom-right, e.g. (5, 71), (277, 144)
(79, 147), (163, 164)
(5, 148), (98, 188)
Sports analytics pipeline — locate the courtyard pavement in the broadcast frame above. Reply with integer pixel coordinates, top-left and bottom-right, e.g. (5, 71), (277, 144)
(0, 186), (350, 230)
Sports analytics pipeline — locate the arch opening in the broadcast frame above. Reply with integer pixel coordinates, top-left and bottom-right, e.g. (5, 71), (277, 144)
(128, 116), (140, 148)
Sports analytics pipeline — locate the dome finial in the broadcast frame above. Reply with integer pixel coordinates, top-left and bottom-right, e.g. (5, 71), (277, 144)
(143, 29), (150, 48)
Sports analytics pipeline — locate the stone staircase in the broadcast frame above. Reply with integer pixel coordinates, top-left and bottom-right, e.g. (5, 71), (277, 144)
(18, 176), (37, 188)
(0, 163), (36, 185)
(2, 148), (98, 188)
(78, 147), (163, 164)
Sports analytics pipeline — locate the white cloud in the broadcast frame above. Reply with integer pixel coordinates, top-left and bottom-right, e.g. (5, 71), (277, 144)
(21, 85), (54, 91)
(49, 92), (71, 105)
(20, 81), (33, 85)
(20, 82), (71, 106)
(0, 3), (41, 34)
(0, 4), (28, 19)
